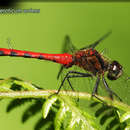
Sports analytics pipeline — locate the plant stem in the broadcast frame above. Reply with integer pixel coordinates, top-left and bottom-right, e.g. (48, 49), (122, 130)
(0, 90), (129, 112)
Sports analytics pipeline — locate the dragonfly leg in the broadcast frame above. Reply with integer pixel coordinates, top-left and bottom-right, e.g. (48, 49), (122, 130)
(56, 71), (92, 94)
(92, 76), (105, 102)
(57, 66), (64, 79)
(92, 76), (100, 96)
(66, 78), (75, 91)
(102, 76), (122, 102)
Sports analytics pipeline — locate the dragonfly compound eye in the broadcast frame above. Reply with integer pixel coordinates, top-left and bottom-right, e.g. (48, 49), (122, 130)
(107, 60), (123, 80)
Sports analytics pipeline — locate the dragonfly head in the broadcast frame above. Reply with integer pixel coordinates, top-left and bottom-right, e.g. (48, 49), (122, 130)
(107, 60), (123, 80)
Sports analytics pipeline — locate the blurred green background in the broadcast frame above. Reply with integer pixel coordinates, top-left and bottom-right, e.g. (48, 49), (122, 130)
(0, 2), (129, 130)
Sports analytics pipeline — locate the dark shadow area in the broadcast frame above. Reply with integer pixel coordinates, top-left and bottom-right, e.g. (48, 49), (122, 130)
(0, 0), (129, 8)
(90, 102), (127, 130)
(34, 111), (55, 130)
(6, 98), (33, 112)
(20, 0), (130, 2)
(22, 99), (44, 123)
(10, 77), (43, 90)
(6, 98), (56, 130)
(0, 0), (18, 8)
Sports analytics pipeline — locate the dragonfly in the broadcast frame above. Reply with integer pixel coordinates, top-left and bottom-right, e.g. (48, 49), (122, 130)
(0, 32), (125, 101)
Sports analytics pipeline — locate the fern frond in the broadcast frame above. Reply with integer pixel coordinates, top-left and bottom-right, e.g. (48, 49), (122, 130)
(91, 102), (128, 130)
(14, 80), (38, 91)
(124, 125), (130, 130)
(0, 77), (129, 130)
(54, 102), (69, 130)
(42, 95), (58, 118)
(120, 111), (130, 122)
(42, 95), (99, 130)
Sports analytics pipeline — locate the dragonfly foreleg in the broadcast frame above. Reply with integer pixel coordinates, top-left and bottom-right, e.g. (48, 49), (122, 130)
(102, 76), (122, 102)
(56, 71), (92, 94)
(91, 76), (105, 102)
(92, 76), (100, 96)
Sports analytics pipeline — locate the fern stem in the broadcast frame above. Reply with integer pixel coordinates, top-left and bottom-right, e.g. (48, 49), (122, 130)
(0, 90), (129, 112)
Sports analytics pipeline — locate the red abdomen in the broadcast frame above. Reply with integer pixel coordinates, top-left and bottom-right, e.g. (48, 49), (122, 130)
(0, 48), (73, 66)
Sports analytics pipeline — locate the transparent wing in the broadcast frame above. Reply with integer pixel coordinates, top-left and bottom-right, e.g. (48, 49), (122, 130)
(57, 35), (95, 98)
(61, 35), (77, 54)
(57, 35), (77, 79)
(80, 31), (112, 50)
(57, 32), (112, 79)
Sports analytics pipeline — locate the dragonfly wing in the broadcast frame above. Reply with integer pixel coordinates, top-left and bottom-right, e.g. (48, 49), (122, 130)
(80, 31), (112, 50)
(57, 65), (64, 79)
(57, 35), (77, 79)
(62, 35), (77, 54)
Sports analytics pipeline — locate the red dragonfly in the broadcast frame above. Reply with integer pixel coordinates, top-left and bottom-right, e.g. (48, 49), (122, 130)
(0, 32), (124, 101)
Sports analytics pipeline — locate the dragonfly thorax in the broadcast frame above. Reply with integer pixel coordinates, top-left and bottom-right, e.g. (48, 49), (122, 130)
(73, 49), (108, 76)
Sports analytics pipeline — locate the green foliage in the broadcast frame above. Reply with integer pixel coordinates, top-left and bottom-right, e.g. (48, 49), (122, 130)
(0, 77), (129, 130)
(42, 95), (99, 130)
